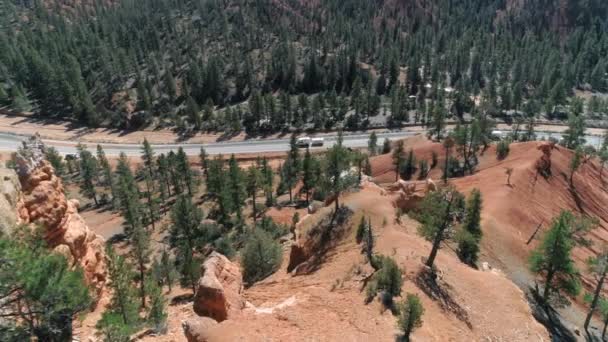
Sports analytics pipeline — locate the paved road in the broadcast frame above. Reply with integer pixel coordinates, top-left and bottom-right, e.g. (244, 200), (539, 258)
(0, 131), (420, 156)
(0, 129), (603, 157)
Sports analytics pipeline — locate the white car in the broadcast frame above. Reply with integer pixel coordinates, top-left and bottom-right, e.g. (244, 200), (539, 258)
(296, 137), (311, 147)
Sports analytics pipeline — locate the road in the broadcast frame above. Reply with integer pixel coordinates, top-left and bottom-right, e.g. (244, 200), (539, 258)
(0, 131), (421, 156)
(0, 129), (604, 157)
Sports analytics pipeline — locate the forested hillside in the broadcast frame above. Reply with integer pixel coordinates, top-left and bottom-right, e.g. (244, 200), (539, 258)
(1, 0), (607, 134)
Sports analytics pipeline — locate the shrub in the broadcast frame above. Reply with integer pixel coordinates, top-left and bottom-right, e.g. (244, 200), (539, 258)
(456, 230), (479, 266)
(356, 216), (367, 244)
(365, 255), (403, 303)
(382, 138), (392, 154)
(241, 229), (283, 285)
(496, 139), (510, 160)
(397, 293), (424, 340)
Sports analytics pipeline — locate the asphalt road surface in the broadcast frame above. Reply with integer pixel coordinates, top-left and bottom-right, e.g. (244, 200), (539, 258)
(0, 131), (420, 156)
(0, 130), (603, 157)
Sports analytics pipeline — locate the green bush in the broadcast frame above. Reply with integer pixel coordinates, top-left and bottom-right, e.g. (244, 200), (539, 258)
(456, 230), (479, 266)
(241, 229), (283, 285)
(365, 255), (403, 303)
(397, 293), (424, 340)
(496, 139), (510, 160)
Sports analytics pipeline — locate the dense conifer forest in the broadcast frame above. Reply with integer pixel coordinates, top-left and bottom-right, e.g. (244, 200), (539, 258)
(1, 0), (607, 134)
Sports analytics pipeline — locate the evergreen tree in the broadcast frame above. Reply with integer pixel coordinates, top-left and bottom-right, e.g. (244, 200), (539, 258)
(397, 294), (424, 342)
(569, 147), (583, 188)
(402, 149), (417, 180)
(302, 148), (318, 205)
(584, 251), (608, 337)
(115, 153), (143, 236)
(97, 145), (117, 208)
(241, 229), (282, 285)
(99, 245), (140, 339)
(228, 155), (246, 220)
(45, 146), (65, 176)
(563, 113), (586, 149)
(457, 189), (483, 266)
(176, 147), (195, 195)
(416, 187), (465, 270)
(0, 231), (91, 341)
(529, 211), (594, 304)
(392, 140), (405, 181)
(368, 132), (378, 156)
(77, 144), (99, 206)
(146, 278), (167, 334)
(169, 195), (204, 292)
(141, 138), (156, 181)
(246, 163), (262, 223)
(325, 131), (351, 211)
(130, 223), (151, 309)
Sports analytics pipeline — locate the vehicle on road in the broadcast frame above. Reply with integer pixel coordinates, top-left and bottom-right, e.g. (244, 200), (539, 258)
(296, 137), (311, 147)
(296, 137), (324, 148)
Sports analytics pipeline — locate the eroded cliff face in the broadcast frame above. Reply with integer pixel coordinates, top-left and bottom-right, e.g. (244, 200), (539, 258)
(11, 134), (107, 302)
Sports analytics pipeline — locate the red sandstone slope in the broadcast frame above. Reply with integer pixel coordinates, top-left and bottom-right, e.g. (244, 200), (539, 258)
(450, 142), (608, 290)
(195, 181), (548, 341)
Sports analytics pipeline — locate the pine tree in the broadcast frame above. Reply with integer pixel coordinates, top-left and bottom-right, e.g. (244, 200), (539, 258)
(416, 187), (465, 269)
(99, 245), (140, 337)
(325, 131), (351, 211)
(392, 140), (404, 181)
(569, 147), (583, 188)
(115, 153), (143, 236)
(146, 277), (167, 334)
(397, 294), (424, 342)
(156, 154), (172, 197)
(45, 146), (65, 176)
(457, 189), (483, 266)
(228, 154), (246, 220)
(97, 145), (117, 208)
(169, 195), (204, 292)
(302, 148), (318, 205)
(402, 149), (417, 180)
(584, 251), (608, 337)
(241, 229), (282, 285)
(283, 134), (301, 203)
(368, 132), (378, 156)
(176, 147), (194, 195)
(261, 157), (274, 206)
(130, 223), (151, 309)
(246, 163), (262, 223)
(199, 147), (208, 176)
(77, 144), (99, 206)
(141, 138), (156, 181)
(529, 211), (594, 304)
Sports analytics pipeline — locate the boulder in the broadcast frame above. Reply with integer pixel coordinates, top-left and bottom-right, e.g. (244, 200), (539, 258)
(193, 252), (244, 322)
(182, 316), (218, 342)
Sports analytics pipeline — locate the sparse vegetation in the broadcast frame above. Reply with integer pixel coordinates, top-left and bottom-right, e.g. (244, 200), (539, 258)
(242, 229), (283, 285)
(397, 294), (425, 342)
(415, 187), (465, 270)
(529, 210), (595, 304)
(496, 139), (511, 160)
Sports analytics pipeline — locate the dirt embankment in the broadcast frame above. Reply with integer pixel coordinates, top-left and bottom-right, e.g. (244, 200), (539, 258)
(191, 179), (548, 341)
(451, 142), (608, 291)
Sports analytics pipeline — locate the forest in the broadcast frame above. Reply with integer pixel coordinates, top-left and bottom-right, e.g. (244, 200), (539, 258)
(0, 0), (607, 135)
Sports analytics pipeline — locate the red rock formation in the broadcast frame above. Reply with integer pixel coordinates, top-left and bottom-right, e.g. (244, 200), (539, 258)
(193, 252), (244, 322)
(14, 134), (107, 302)
(182, 317), (218, 342)
(535, 141), (556, 177)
